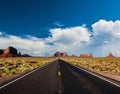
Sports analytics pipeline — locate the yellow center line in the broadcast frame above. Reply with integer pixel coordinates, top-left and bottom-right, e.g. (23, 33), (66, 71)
(58, 71), (61, 76)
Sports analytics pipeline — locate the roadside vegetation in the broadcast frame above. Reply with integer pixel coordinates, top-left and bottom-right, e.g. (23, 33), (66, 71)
(62, 57), (120, 76)
(1, 57), (120, 79)
(0, 57), (55, 78)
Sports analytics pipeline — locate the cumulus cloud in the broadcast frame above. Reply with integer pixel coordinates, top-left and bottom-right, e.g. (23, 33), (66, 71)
(0, 26), (91, 56)
(0, 35), (46, 56)
(1, 19), (120, 57)
(91, 19), (120, 56)
(47, 26), (90, 45)
(45, 26), (91, 55)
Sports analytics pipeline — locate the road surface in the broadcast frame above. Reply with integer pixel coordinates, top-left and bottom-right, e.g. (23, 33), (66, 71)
(0, 59), (120, 94)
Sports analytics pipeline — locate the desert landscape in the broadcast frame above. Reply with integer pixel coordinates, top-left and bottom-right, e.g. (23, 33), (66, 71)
(0, 0), (120, 94)
(0, 47), (120, 85)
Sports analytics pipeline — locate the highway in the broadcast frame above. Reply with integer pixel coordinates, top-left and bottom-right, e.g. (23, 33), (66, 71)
(0, 59), (120, 94)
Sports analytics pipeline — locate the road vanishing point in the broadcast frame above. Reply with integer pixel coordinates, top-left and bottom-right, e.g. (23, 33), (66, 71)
(0, 59), (120, 94)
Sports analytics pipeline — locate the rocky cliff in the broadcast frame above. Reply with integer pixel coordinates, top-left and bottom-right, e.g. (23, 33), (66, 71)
(54, 52), (67, 57)
(0, 46), (21, 57)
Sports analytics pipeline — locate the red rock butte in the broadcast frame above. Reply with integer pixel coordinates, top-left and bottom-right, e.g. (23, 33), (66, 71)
(80, 53), (93, 58)
(54, 52), (67, 57)
(106, 52), (115, 58)
(0, 46), (21, 57)
(0, 46), (30, 58)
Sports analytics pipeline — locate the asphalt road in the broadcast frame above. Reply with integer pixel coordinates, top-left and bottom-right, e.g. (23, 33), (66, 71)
(59, 59), (120, 94)
(0, 59), (120, 94)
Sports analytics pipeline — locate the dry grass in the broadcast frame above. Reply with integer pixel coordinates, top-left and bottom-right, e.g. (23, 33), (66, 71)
(62, 57), (120, 76)
(0, 57), (56, 78)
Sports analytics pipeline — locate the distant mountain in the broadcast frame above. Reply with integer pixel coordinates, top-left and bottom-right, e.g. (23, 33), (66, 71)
(106, 52), (115, 58)
(54, 52), (67, 57)
(0, 46), (30, 58)
(80, 53), (93, 58)
(70, 54), (77, 57)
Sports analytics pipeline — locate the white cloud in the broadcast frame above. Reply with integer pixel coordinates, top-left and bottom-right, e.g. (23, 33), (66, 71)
(91, 19), (120, 56)
(92, 19), (120, 37)
(45, 26), (91, 55)
(0, 26), (90, 56)
(0, 35), (46, 56)
(103, 40), (109, 44)
(53, 22), (64, 27)
(47, 26), (90, 45)
(0, 32), (3, 35)
(1, 19), (120, 57)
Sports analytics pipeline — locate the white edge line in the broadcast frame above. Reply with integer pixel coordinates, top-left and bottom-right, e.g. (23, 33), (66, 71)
(0, 61), (52, 90)
(68, 62), (120, 88)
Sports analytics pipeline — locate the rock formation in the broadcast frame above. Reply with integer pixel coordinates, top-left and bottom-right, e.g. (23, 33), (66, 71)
(0, 49), (3, 54)
(0, 46), (19, 57)
(22, 54), (30, 57)
(106, 52), (115, 58)
(0, 46), (27, 58)
(54, 52), (67, 57)
(80, 53), (93, 58)
(70, 54), (77, 57)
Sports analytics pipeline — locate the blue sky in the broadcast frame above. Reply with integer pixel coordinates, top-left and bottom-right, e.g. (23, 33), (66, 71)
(0, 0), (120, 56)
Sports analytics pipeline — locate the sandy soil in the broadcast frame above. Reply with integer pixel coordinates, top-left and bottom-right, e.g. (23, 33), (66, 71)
(95, 71), (120, 82)
(87, 68), (120, 82)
